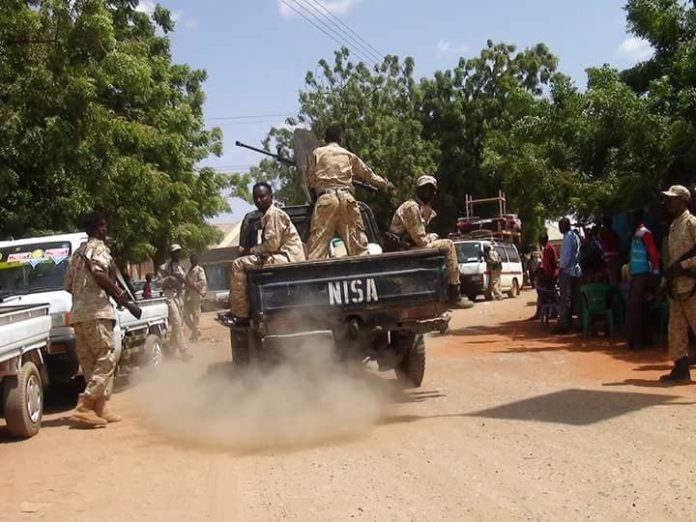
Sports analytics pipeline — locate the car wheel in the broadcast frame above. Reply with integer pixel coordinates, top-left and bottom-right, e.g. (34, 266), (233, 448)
(143, 334), (164, 368)
(394, 333), (426, 388)
(508, 279), (519, 299)
(3, 362), (43, 438)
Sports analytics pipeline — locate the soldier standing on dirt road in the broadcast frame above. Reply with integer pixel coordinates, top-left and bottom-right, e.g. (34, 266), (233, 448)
(306, 125), (394, 259)
(159, 244), (190, 360)
(484, 244), (504, 300)
(64, 211), (125, 427)
(184, 254), (207, 342)
(229, 182), (305, 324)
(389, 175), (468, 308)
(660, 185), (696, 384)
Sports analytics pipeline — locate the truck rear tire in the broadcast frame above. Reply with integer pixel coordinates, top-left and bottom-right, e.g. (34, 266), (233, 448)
(230, 328), (250, 366)
(395, 333), (426, 388)
(3, 362), (43, 438)
(143, 334), (164, 368)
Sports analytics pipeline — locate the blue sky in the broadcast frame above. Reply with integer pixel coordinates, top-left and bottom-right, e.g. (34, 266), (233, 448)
(142, 0), (651, 222)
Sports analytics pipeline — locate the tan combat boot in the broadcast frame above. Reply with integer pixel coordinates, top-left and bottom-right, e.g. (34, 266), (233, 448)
(71, 394), (108, 427)
(94, 397), (122, 423)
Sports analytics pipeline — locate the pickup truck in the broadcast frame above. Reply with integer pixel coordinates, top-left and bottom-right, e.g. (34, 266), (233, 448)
(0, 233), (170, 387)
(222, 202), (451, 387)
(0, 304), (52, 437)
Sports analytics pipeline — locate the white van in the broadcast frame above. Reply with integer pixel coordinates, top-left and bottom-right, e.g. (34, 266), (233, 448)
(0, 233), (170, 387)
(454, 239), (524, 302)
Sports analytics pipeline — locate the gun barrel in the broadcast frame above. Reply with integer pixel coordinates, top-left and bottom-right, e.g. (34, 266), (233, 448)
(353, 180), (378, 193)
(235, 141), (295, 166)
(125, 301), (143, 320)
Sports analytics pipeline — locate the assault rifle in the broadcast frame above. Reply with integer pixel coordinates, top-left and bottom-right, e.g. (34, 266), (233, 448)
(78, 253), (142, 320)
(663, 244), (696, 299)
(234, 140), (379, 198)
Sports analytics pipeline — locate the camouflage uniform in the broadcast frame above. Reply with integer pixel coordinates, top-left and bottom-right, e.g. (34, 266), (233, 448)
(158, 260), (187, 354)
(485, 248), (504, 300)
(307, 143), (388, 259)
(666, 209), (696, 362)
(231, 205), (305, 317)
(64, 238), (116, 401)
(389, 199), (460, 286)
(184, 264), (208, 336)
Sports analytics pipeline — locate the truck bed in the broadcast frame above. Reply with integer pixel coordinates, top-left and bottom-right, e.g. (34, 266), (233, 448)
(0, 304), (52, 364)
(248, 249), (448, 319)
(117, 297), (169, 333)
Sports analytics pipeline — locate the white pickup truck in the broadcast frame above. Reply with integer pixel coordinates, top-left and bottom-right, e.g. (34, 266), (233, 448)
(0, 233), (170, 387)
(0, 303), (51, 437)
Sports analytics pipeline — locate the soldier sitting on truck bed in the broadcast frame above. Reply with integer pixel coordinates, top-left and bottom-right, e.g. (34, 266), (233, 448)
(306, 125), (394, 259)
(229, 182), (305, 324)
(389, 176), (468, 309)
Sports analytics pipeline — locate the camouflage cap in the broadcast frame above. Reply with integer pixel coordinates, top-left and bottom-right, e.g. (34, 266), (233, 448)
(662, 185), (691, 202)
(416, 175), (437, 189)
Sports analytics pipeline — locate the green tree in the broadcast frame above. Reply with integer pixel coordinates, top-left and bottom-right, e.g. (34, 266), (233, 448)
(0, 0), (232, 262)
(419, 41), (560, 235)
(250, 48), (439, 229)
(483, 66), (671, 245)
(622, 0), (696, 186)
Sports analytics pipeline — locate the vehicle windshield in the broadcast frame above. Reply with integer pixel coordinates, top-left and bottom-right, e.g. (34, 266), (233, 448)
(455, 242), (481, 263)
(0, 241), (72, 296)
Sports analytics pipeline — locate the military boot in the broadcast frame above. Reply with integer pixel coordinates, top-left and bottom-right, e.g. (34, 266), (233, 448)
(94, 398), (122, 423)
(659, 357), (692, 385)
(71, 394), (108, 427)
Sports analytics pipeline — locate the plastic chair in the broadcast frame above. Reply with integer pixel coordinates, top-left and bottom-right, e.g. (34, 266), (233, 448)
(580, 283), (615, 337)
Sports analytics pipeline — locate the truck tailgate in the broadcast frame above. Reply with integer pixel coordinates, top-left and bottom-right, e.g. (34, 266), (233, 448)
(117, 297), (168, 332)
(248, 250), (448, 318)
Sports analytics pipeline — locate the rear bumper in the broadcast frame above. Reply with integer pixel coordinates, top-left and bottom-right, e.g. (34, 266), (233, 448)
(382, 313), (451, 334)
(460, 274), (486, 295)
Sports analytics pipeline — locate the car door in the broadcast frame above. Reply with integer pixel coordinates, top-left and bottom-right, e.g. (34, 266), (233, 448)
(494, 244), (510, 290)
(504, 245), (523, 291)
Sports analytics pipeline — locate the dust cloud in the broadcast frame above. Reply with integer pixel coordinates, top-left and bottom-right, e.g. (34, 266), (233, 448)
(132, 341), (393, 451)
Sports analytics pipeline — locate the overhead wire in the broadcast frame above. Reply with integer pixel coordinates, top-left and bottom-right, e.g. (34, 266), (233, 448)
(295, 0), (383, 64)
(303, 0), (384, 62)
(278, 0), (378, 67)
(205, 113), (294, 122)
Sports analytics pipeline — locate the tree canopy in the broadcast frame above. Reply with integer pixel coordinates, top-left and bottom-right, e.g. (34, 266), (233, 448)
(3, 0), (695, 255)
(0, 0), (231, 262)
(250, 0), (696, 248)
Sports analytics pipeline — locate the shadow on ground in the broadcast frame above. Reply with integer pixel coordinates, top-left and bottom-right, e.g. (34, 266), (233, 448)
(444, 312), (674, 369)
(381, 388), (695, 427)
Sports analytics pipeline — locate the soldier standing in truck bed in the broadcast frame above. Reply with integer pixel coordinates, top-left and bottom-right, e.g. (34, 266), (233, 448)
(306, 125), (393, 259)
(389, 176), (468, 308)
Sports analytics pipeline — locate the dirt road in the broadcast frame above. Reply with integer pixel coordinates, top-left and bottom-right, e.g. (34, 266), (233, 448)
(2, 291), (696, 521)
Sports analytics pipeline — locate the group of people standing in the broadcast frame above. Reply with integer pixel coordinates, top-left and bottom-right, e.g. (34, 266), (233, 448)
(531, 184), (696, 385)
(227, 125), (466, 325)
(158, 245), (209, 356)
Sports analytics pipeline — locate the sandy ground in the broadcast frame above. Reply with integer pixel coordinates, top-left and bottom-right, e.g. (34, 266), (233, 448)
(2, 290), (696, 521)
